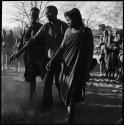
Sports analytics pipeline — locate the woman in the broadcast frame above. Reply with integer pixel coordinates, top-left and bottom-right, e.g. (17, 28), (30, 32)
(47, 8), (94, 123)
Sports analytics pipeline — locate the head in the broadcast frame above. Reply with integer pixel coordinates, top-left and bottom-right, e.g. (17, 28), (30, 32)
(99, 24), (106, 33)
(31, 7), (40, 22)
(64, 8), (83, 29)
(45, 6), (58, 22)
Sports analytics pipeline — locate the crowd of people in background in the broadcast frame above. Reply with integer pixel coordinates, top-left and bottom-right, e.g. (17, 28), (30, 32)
(2, 29), (22, 71)
(98, 24), (123, 82)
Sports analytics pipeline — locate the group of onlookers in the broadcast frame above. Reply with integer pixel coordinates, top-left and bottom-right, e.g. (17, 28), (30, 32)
(98, 24), (123, 82)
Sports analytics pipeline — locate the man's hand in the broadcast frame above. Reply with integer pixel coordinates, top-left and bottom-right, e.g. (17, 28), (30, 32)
(10, 53), (19, 62)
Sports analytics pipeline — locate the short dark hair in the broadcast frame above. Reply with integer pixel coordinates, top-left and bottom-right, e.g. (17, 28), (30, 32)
(31, 7), (40, 13)
(46, 6), (58, 15)
(99, 24), (106, 30)
(64, 8), (82, 24)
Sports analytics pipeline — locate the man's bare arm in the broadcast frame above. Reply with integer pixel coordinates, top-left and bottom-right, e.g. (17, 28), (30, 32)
(14, 26), (45, 57)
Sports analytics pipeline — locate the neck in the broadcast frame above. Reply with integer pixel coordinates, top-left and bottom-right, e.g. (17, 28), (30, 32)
(50, 18), (58, 24)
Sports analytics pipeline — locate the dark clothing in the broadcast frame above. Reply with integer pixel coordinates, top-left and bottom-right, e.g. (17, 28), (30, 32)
(22, 22), (47, 82)
(49, 26), (93, 106)
(36, 19), (67, 108)
(23, 22), (45, 60)
(32, 19), (67, 58)
(28, 19), (67, 83)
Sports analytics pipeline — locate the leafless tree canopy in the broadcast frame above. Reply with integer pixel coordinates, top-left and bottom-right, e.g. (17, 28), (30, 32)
(8, 1), (123, 30)
(10, 1), (50, 31)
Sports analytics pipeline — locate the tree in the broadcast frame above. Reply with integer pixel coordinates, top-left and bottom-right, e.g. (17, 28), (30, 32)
(58, 1), (110, 29)
(9, 1), (50, 34)
(100, 2), (123, 28)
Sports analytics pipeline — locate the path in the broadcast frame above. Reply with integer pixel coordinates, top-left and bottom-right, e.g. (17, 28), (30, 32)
(1, 65), (122, 124)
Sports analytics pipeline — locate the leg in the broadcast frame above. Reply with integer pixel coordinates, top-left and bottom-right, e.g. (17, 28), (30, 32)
(1, 54), (4, 71)
(99, 62), (102, 76)
(15, 59), (18, 71)
(54, 66), (63, 104)
(67, 104), (76, 124)
(5, 54), (8, 69)
(55, 74), (64, 104)
(29, 78), (36, 99)
(17, 58), (21, 71)
(81, 84), (86, 102)
(41, 71), (54, 111)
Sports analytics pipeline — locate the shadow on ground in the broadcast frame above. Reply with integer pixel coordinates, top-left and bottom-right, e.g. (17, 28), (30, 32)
(1, 66), (122, 124)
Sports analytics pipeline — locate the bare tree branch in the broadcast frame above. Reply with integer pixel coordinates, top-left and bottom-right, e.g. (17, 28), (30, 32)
(9, 17), (27, 25)
(90, 20), (106, 29)
(39, 1), (49, 20)
(14, 4), (23, 12)
(31, 1), (33, 8)
(39, 1), (42, 11)
(22, 1), (31, 22)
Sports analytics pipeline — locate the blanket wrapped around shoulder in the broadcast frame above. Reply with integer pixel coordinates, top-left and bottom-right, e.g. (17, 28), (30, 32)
(58, 28), (92, 106)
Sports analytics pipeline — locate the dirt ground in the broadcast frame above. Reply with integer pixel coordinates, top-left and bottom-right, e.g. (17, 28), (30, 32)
(1, 64), (122, 124)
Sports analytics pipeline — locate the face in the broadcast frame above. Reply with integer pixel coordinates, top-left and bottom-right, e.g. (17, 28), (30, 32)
(45, 8), (56, 22)
(65, 16), (73, 28)
(99, 25), (105, 33)
(31, 11), (39, 22)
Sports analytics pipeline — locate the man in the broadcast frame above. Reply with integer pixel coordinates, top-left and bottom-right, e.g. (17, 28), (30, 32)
(112, 29), (122, 79)
(47, 8), (94, 123)
(10, 6), (67, 104)
(14, 7), (45, 99)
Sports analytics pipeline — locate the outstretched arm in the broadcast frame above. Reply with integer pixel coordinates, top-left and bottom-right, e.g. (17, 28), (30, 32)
(47, 29), (69, 70)
(10, 26), (45, 61)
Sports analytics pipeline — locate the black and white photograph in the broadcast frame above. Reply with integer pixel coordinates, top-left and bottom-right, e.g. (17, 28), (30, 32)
(1, 1), (123, 124)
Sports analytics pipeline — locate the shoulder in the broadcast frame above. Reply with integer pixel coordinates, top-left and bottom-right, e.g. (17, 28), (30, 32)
(84, 26), (92, 33)
(42, 22), (50, 29)
(84, 26), (93, 37)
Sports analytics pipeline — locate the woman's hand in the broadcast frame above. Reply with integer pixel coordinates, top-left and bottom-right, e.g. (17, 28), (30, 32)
(46, 60), (53, 71)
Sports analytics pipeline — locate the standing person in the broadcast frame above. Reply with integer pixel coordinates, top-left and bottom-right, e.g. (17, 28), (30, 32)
(10, 6), (67, 103)
(98, 24), (106, 76)
(46, 8), (94, 124)
(40, 6), (67, 108)
(12, 7), (45, 99)
(4, 30), (15, 69)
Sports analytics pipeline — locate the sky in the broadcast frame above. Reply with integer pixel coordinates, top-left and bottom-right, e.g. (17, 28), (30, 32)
(2, 1), (123, 29)
(2, 1), (69, 29)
